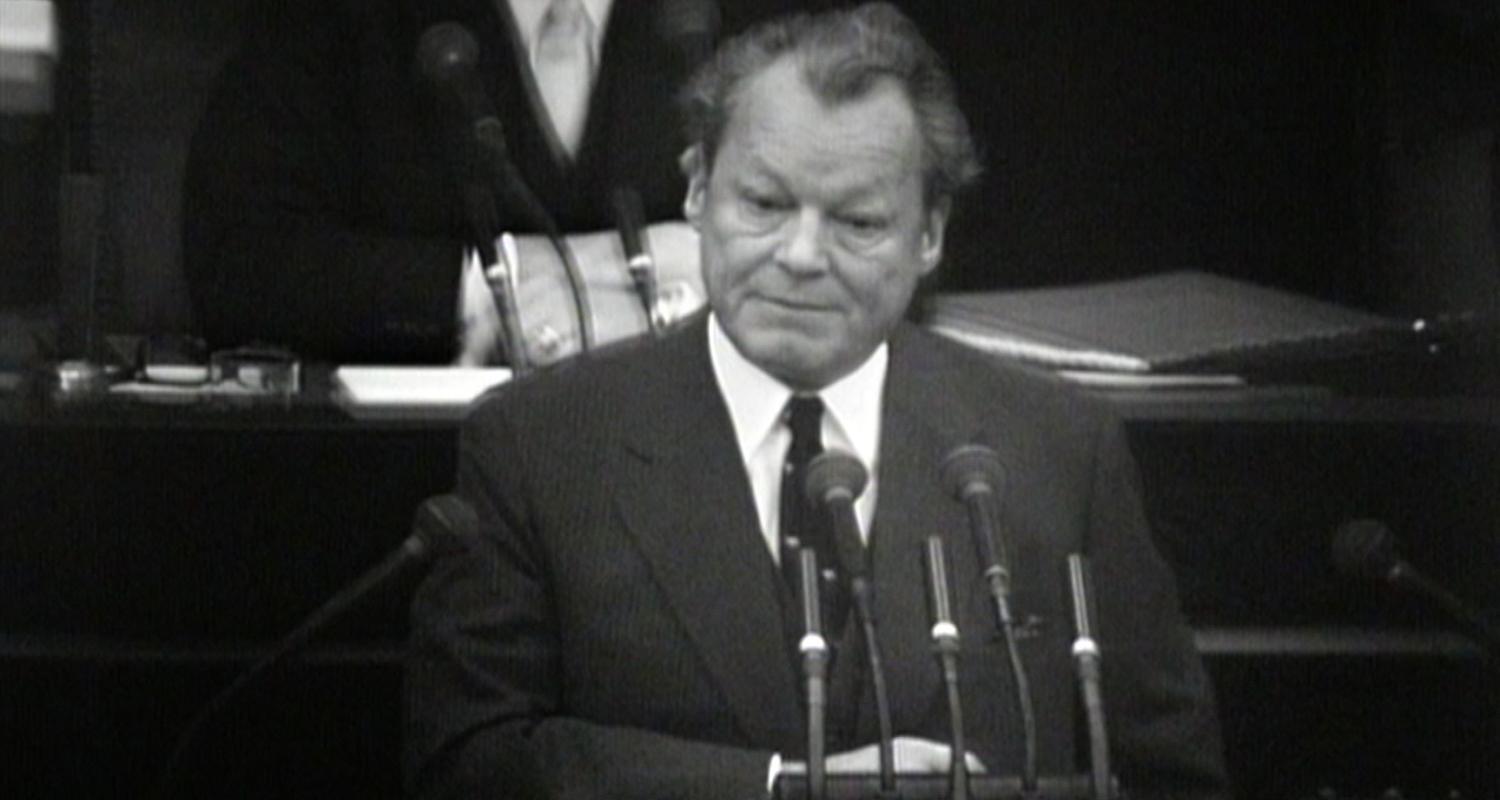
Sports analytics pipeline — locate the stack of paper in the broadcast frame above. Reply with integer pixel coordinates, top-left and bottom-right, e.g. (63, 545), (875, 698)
(924, 271), (1412, 377)
(332, 367), (511, 419)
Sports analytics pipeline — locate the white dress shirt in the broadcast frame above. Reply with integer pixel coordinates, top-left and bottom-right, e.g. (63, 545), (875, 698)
(707, 314), (886, 562)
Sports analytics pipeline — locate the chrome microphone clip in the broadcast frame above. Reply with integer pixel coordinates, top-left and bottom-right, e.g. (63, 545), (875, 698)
(1067, 554), (1112, 800)
(923, 536), (969, 800)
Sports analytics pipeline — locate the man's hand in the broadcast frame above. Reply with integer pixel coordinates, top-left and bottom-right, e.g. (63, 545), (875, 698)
(782, 735), (987, 776)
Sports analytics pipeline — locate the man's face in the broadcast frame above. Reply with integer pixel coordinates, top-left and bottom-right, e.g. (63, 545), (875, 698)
(684, 57), (949, 390)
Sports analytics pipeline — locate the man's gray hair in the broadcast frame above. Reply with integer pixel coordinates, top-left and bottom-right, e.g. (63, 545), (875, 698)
(680, 2), (983, 204)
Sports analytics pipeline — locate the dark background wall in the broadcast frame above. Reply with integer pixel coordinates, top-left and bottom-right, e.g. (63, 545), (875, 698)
(898, 0), (1500, 316)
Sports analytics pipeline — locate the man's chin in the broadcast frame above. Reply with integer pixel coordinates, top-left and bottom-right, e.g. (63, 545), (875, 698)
(735, 333), (847, 389)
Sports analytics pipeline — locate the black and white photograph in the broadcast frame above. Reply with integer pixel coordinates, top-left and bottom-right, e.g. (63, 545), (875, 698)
(3, 1), (1497, 798)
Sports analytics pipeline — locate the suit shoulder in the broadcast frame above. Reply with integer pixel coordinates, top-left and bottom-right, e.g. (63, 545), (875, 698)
(905, 325), (1117, 424)
(464, 327), (683, 428)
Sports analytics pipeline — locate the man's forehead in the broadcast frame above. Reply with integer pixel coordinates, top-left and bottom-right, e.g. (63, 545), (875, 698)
(720, 57), (922, 186)
(729, 56), (915, 131)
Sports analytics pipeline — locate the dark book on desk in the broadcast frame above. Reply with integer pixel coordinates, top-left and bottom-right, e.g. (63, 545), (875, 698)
(923, 271), (1414, 374)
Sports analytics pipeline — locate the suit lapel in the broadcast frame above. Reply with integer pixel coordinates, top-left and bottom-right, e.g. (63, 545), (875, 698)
(862, 326), (994, 733)
(606, 322), (1025, 747)
(611, 319), (803, 748)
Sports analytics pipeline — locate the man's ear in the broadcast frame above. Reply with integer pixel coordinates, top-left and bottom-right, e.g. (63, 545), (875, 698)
(680, 144), (707, 228)
(919, 196), (951, 275)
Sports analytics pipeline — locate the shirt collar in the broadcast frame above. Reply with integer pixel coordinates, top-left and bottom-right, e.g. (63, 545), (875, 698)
(508, 0), (613, 54)
(707, 313), (887, 472)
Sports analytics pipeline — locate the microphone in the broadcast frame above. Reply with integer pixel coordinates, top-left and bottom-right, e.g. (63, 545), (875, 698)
(415, 23), (507, 160)
(1066, 554), (1112, 800)
(611, 186), (663, 332)
(1332, 519), (1500, 654)
(415, 23), (594, 353)
(798, 547), (830, 800)
(941, 445), (1012, 607)
(803, 451), (895, 793)
(656, 0), (721, 68)
(154, 495), (478, 800)
(923, 536), (969, 800)
(941, 444), (1038, 792)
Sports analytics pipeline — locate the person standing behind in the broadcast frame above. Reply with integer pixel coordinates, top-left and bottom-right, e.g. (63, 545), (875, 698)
(184, 0), (804, 364)
(405, 3), (1229, 798)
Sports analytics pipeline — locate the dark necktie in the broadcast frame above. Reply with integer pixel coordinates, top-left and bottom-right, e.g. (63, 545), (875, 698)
(778, 395), (848, 635)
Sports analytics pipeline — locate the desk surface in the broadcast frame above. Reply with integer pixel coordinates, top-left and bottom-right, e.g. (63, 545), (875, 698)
(5, 359), (1497, 427)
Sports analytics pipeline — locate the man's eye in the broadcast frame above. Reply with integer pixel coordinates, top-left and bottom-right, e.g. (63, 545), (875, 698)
(840, 215), (887, 236)
(744, 193), (788, 214)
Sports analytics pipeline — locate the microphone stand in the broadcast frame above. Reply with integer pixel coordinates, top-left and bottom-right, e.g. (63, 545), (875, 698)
(154, 496), (474, 800)
(472, 120), (595, 356)
(784, 451), (1122, 800)
(940, 445), (1040, 792)
(613, 186), (663, 333)
(1331, 520), (1499, 661)
(774, 577), (1121, 800)
(463, 182), (528, 372)
(1067, 555), (1112, 800)
(923, 537), (968, 800)
(806, 452), (896, 794)
(849, 574), (897, 795)
(799, 548), (830, 800)
(965, 489), (1038, 792)
(419, 23), (593, 359)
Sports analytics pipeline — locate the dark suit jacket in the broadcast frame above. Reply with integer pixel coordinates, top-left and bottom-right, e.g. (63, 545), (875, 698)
(404, 315), (1229, 799)
(183, 0), (800, 362)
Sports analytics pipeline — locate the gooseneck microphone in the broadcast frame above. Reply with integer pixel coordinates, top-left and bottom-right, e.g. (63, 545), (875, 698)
(798, 547), (830, 800)
(415, 24), (509, 168)
(923, 536), (969, 800)
(415, 23), (594, 355)
(803, 451), (896, 794)
(656, 0), (721, 68)
(415, 22), (518, 271)
(1066, 554), (1112, 800)
(941, 444), (1038, 792)
(1332, 519), (1500, 655)
(154, 495), (478, 800)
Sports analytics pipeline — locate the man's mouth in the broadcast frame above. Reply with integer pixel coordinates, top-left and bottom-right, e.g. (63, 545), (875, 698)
(757, 295), (832, 313)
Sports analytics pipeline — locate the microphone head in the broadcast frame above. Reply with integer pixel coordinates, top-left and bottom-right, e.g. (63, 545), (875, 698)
(804, 450), (869, 505)
(416, 22), (481, 85)
(940, 443), (1005, 501)
(656, 0), (721, 49)
(1331, 518), (1399, 582)
(411, 494), (479, 559)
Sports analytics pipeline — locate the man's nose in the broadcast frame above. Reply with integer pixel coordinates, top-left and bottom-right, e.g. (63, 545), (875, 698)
(775, 209), (830, 275)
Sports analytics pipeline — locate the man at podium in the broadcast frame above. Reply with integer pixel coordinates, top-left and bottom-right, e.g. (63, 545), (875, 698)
(404, 4), (1229, 798)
